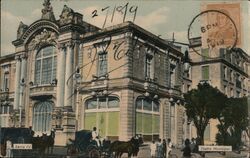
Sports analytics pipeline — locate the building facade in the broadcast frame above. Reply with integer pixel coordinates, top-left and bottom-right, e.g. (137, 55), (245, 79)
(189, 37), (250, 144)
(0, 0), (188, 146)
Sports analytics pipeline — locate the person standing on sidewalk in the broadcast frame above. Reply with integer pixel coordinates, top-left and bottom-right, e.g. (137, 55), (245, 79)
(166, 138), (173, 158)
(150, 140), (157, 158)
(181, 139), (191, 158)
(5, 137), (13, 158)
(156, 139), (163, 158)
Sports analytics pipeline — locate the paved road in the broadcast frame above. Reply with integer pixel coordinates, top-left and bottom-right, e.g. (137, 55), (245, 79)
(11, 145), (249, 158)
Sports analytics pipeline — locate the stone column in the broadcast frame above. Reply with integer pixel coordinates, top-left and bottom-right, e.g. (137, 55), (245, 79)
(64, 41), (74, 108)
(13, 55), (21, 110)
(19, 53), (27, 109)
(119, 90), (135, 141)
(161, 98), (170, 139)
(170, 103), (176, 144)
(56, 44), (66, 107)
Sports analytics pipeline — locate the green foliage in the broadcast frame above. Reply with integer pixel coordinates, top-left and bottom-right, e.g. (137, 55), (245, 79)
(183, 82), (227, 145)
(216, 97), (248, 149)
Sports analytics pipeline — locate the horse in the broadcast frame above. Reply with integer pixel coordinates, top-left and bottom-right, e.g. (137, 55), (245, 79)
(31, 132), (55, 157)
(109, 136), (143, 158)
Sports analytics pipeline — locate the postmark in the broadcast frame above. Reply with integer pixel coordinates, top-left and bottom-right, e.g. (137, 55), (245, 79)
(188, 9), (238, 59)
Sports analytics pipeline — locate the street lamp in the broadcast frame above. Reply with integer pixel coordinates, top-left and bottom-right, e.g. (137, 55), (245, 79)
(183, 50), (191, 72)
(19, 78), (25, 127)
(74, 67), (82, 131)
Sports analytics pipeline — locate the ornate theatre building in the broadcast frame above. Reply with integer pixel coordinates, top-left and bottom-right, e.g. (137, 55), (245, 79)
(0, 0), (189, 146)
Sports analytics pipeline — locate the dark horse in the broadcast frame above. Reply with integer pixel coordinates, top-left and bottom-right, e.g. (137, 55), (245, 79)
(109, 136), (143, 158)
(32, 131), (55, 157)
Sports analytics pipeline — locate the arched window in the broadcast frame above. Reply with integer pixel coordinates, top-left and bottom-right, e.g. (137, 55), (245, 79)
(136, 97), (160, 141)
(35, 46), (57, 85)
(84, 96), (119, 140)
(32, 101), (53, 135)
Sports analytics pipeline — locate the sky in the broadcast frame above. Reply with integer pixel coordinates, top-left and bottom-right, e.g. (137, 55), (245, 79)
(1, 0), (249, 56)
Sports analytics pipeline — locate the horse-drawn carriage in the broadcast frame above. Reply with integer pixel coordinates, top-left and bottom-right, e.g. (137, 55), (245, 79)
(66, 130), (111, 158)
(66, 130), (144, 158)
(0, 127), (54, 157)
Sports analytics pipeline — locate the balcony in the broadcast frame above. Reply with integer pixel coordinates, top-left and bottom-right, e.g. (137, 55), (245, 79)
(90, 75), (109, 90)
(30, 84), (56, 98)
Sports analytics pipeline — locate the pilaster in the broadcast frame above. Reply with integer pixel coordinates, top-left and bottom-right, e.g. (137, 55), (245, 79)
(13, 55), (21, 110)
(64, 41), (74, 107)
(119, 89), (135, 141)
(56, 44), (66, 107)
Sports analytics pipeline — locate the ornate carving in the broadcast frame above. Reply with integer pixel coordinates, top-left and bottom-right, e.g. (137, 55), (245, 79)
(59, 5), (74, 26)
(41, 0), (56, 21)
(29, 29), (57, 49)
(17, 22), (28, 39)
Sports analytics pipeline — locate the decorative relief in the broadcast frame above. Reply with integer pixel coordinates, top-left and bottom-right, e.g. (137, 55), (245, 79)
(29, 29), (57, 49)
(17, 21), (28, 39)
(59, 5), (74, 26)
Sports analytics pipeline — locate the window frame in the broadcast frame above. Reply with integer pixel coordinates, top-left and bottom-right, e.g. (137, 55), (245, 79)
(34, 46), (57, 85)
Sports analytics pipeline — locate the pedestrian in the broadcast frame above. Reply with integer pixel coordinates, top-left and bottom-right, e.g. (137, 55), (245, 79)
(162, 139), (167, 158)
(190, 138), (196, 153)
(5, 137), (13, 158)
(156, 139), (163, 158)
(150, 140), (157, 158)
(181, 139), (191, 158)
(91, 127), (100, 146)
(166, 138), (173, 158)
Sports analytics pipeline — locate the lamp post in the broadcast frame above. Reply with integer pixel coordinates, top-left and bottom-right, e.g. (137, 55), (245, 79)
(74, 67), (81, 131)
(19, 78), (25, 127)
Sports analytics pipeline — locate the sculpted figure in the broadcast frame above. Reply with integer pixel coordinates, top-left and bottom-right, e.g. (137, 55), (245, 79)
(17, 21), (28, 39)
(59, 5), (74, 25)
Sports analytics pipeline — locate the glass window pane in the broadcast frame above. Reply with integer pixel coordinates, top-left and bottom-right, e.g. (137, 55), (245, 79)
(108, 97), (119, 108)
(153, 101), (159, 112)
(43, 46), (53, 57)
(99, 98), (107, 109)
(143, 99), (152, 111)
(202, 66), (209, 80)
(98, 53), (107, 76)
(35, 60), (41, 84)
(86, 99), (97, 109)
(136, 99), (143, 110)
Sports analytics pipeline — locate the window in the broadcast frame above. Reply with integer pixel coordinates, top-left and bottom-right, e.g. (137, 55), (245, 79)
(3, 72), (9, 91)
(170, 64), (176, 87)
(187, 85), (190, 92)
(86, 97), (119, 110)
(229, 69), (233, 81)
(224, 85), (227, 94)
(219, 48), (226, 58)
(32, 101), (53, 135)
(230, 88), (234, 97)
(0, 105), (9, 114)
(85, 97), (119, 139)
(236, 74), (241, 88)
(201, 48), (209, 61)
(35, 46), (57, 85)
(136, 97), (160, 141)
(97, 52), (107, 77)
(223, 66), (227, 79)
(201, 66), (209, 80)
(145, 55), (153, 79)
(236, 91), (241, 98)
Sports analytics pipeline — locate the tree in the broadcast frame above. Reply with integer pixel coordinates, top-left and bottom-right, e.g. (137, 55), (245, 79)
(216, 97), (249, 149)
(183, 82), (227, 145)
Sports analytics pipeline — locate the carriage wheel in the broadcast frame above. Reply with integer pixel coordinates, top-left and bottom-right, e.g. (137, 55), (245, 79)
(88, 148), (100, 158)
